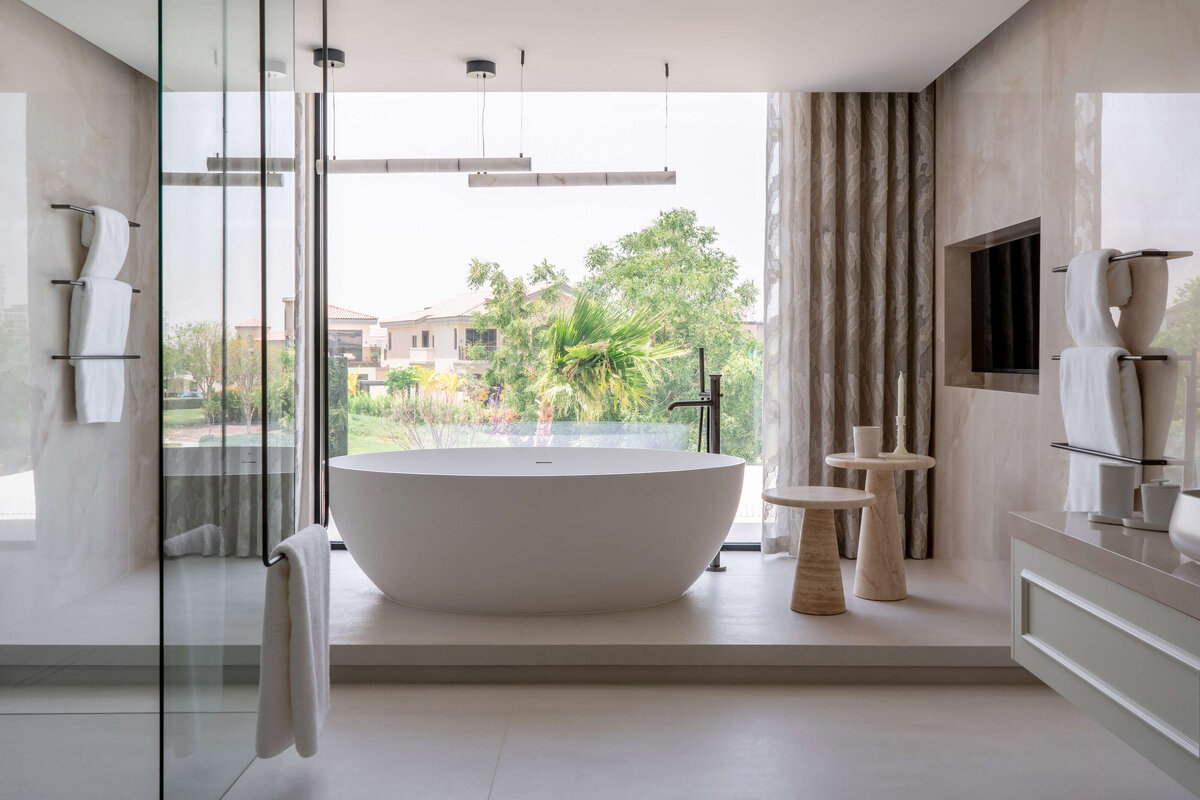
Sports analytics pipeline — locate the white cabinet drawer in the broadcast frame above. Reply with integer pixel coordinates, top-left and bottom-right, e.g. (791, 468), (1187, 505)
(1013, 539), (1200, 796)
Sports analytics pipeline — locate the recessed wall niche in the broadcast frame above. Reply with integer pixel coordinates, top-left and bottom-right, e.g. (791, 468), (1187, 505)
(944, 218), (1041, 395)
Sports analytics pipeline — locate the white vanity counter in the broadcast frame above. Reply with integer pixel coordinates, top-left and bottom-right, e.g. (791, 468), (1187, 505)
(1010, 512), (1200, 798)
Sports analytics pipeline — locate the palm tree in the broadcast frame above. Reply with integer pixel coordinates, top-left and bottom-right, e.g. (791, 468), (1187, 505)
(536, 295), (687, 423)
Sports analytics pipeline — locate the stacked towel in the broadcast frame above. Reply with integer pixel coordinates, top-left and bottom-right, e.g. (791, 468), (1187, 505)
(69, 278), (132, 423)
(1060, 349), (1143, 511)
(1060, 249), (1143, 511)
(256, 525), (331, 759)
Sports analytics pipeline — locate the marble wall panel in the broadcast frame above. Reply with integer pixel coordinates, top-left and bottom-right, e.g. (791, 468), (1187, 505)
(934, 0), (1200, 602)
(0, 0), (158, 633)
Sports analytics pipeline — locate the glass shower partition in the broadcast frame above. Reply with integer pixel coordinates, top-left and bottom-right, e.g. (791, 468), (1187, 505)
(160, 0), (298, 796)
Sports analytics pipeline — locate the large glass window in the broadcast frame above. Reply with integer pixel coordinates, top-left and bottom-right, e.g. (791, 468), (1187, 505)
(326, 92), (765, 542)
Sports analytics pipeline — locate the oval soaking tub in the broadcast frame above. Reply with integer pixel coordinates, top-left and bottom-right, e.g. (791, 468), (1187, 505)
(328, 447), (745, 614)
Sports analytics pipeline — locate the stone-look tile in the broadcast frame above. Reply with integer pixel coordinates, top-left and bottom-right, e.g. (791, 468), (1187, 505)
(0, 712), (158, 799)
(222, 684), (1191, 800)
(0, 0), (159, 634)
(933, 0), (1200, 604)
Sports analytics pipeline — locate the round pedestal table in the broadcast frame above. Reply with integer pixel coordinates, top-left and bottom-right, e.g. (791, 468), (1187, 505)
(823, 453), (936, 601)
(761, 486), (876, 615)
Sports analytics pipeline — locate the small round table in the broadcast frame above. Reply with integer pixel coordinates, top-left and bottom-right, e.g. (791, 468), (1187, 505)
(762, 486), (876, 615)
(824, 453), (935, 601)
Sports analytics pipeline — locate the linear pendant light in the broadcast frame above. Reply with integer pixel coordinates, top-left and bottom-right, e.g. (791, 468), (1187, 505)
(469, 171), (675, 187)
(164, 172), (284, 187)
(315, 157), (531, 175)
(468, 62), (677, 189)
(301, 52), (531, 177)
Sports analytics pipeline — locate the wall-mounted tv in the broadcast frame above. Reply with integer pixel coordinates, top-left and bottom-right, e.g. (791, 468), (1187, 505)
(970, 233), (1040, 374)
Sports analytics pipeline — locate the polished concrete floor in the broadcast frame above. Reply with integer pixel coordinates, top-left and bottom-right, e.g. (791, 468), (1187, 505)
(222, 683), (1191, 800)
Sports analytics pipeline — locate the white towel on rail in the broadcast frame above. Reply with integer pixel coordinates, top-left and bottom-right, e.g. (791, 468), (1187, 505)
(1065, 248), (1130, 347)
(1060, 347), (1143, 511)
(68, 277), (132, 423)
(80, 206), (129, 280)
(256, 524), (331, 759)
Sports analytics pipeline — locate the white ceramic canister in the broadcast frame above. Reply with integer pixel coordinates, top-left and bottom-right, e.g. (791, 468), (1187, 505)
(1098, 462), (1136, 520)
(1142, 479), (1181, 528)
(853, 426), (882, 459)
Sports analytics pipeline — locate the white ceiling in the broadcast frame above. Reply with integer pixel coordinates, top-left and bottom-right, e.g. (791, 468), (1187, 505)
(23, 0), (1027, 92)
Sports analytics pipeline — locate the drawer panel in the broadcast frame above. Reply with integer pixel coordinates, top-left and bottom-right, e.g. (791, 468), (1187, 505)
(1013, 539), (1200, 796)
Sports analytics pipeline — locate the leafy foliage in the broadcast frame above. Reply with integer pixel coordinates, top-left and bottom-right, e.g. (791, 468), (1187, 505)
(537, 295), (687, 421)
(581, 209), (762, 461)
(467, 259), (568, 418)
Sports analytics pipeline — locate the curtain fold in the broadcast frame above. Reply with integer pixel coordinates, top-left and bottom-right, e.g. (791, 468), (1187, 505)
(763, 89), (934, 558)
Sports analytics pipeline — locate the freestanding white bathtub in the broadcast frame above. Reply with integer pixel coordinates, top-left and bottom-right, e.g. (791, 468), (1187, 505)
(328, 447), (745, 614)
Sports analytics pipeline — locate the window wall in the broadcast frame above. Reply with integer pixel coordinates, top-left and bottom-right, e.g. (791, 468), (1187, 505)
(325, 92), (766, 542)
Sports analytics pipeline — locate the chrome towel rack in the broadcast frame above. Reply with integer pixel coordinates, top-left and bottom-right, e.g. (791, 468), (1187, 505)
(1049, 442), (1173, 467)
(51, 203), (141, 228)
(1050, 249), (1192, 272)
(52, 279), (142, 294)
(51, 354), (140, 360)
(1050, 354), (1169, 362)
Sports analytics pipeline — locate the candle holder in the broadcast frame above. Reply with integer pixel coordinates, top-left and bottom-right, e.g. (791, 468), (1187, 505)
(890, 415), (912, 458)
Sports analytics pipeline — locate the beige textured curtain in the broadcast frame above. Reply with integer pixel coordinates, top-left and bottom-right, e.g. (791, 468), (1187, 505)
(763, 90), (934, 558)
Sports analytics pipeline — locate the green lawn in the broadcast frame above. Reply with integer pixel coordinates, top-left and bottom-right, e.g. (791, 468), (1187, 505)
(348, 413), (400, 454)
(163, 407), (205, 430)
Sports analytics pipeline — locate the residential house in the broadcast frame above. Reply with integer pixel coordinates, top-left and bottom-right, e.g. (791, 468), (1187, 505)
(381, 284), (573, 377)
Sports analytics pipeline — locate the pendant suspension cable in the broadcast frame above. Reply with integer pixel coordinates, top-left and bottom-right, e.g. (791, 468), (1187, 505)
(330, 62), (337, 160)
(663, 62), (669, 171)
(519, 49), (525, 158)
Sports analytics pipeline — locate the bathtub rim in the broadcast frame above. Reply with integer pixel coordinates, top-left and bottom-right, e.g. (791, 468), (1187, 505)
(328, 446), (745, 479)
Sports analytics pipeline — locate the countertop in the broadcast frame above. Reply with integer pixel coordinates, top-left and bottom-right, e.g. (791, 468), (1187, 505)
(1010, 511), (1200, 621)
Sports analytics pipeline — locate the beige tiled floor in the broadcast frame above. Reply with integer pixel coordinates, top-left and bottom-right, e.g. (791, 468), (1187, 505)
(224, 683), (1192, 800)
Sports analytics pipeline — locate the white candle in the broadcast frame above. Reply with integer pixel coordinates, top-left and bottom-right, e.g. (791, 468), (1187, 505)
(897, 371), (905, 417)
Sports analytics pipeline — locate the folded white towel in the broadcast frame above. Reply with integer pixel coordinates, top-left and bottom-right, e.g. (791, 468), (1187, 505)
(68, 278), (132, 423)
(1060, 347), (1143, 511)
(80, 206), (130, 280)
(1065, 248), (1130, 347)
(163, 524), (225, 558)
(256, 524), (331, 759)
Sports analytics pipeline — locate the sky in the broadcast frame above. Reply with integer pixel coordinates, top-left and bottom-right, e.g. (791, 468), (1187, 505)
(161, 91), (767, 329)
(327, 92), (768, 324)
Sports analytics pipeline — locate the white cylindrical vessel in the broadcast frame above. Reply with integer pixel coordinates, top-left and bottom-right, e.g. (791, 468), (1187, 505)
(329, 447), (745, 614)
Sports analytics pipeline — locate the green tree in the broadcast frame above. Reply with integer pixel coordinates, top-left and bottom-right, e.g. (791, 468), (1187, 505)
(1154, 277), (1200, 356)
(385, 366), (419, 396)
(467, 258), (568, 419)
(581, 209), (762, 460)
(537, 295), (686, 421)
(168, 320), (223, 398)
(225, 335), (261, 431)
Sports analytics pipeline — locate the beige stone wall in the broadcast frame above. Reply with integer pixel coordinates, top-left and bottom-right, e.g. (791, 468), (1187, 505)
(0, 0), (158, 629)
(933, 0), (1200, 601)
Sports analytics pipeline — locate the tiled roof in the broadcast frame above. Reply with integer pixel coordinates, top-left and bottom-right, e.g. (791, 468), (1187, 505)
(327, 304), (378, 322)
(234, 318), (262, 329)
(381, 283), (571, 326)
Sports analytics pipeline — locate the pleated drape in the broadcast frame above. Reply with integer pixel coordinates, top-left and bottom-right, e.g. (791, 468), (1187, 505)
(763, 89), (934, 558)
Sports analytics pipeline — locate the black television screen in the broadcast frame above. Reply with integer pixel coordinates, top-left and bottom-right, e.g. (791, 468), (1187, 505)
(970, 233), (1040, 374)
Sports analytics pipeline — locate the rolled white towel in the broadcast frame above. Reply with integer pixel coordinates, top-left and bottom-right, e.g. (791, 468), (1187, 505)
(163, 524), (225, 558)
(80, 206), (130, 280)
(1065, 248), (1130, 348)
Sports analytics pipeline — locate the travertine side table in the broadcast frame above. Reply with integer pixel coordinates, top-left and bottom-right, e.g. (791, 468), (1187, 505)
(762, 485), (876, 615)
(824, 453), (936, 601)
